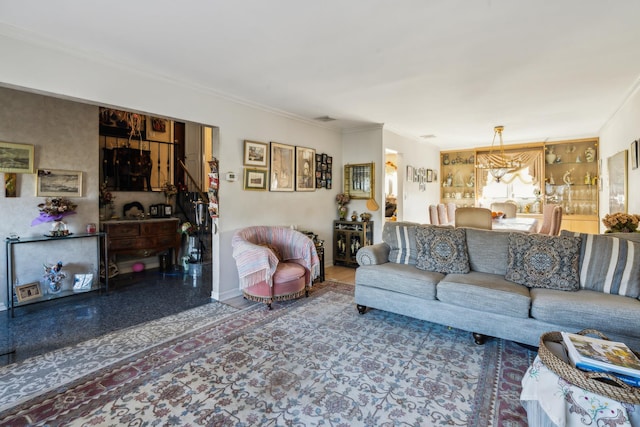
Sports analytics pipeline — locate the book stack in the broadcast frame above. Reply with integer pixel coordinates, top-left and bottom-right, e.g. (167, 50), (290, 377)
(561, 332), (640, 387)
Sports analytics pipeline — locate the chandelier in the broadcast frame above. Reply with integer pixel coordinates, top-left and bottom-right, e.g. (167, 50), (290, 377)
(485, 125), (521, 183)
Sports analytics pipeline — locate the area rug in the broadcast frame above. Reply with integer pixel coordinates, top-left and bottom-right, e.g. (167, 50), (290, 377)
(0, 282), (535, 426)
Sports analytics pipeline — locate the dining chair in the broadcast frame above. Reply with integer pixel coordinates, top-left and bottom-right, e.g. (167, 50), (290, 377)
(437, 203), (449, 225)
(454, 207), (493, 230)
(490, 202), (518, 218)
(538, 204), (562, 235)
(446, 202), (457, 225)
(428, 204), (440, 225)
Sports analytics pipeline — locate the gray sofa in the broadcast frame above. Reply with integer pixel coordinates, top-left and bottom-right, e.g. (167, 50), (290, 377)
(355, 222), (640, 348)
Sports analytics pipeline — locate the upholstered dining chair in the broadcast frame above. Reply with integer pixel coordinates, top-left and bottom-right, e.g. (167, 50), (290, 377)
(490, 201), (518, 218)
(454, 207), (493, 230)
(429, 204), (440, 225)
(538, 205), (563, 235)
(446, 202), (457, 225)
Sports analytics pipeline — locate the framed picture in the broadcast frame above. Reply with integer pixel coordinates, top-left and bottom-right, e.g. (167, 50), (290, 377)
(295, 146), (316, 191)
(15, 282), (42, 302)
(270, 142), (295, 192)
(243, 140), (268, 167)
(146, 116), (171, 143)
(426, 169), (433, 182)
(608, 150), (627, 213)
(243, 168), (268, 191)
(0, 141), (35, 174)
(631, 140), (639, 170)
(406, 165), (414, 182)
(36, 169), (83, 197)
(344, 162), (375, 199)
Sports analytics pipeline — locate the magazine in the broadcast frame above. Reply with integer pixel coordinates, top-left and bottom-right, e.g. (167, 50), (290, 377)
(561, 332), (640, 381)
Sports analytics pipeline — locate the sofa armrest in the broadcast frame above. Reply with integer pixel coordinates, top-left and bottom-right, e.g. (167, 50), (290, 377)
(356, 243), (390, 266)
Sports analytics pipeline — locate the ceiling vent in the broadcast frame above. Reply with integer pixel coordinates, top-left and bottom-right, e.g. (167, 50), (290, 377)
(314, 115), (337, 122)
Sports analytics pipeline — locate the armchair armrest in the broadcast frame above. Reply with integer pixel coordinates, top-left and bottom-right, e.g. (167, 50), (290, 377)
(356, 243), (390, 266)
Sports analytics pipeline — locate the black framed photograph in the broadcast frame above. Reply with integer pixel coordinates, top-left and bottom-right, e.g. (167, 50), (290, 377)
(36, 169), (83, 197)
(15, 282), (42, 302)
(244, 140), (268, 167)
(0, 141), (35, 174)
(631, 140), (638, 170)
(295, 146), (316, 191)
(243, 168), (268, 191)
(270, 142), (295, 191)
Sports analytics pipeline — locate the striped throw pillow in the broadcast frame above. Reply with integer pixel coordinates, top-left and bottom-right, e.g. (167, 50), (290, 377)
(382, 221), (419, 264)
(562, 231), (640, 297)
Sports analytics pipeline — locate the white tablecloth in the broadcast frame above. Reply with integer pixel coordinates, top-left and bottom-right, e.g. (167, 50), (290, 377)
(521, 355), (640, 427)
(492, 217), (538, 233)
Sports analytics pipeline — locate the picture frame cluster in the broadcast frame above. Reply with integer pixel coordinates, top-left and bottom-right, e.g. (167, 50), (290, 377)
(242, 140), (327, 192)
(406, 165), (437, 191)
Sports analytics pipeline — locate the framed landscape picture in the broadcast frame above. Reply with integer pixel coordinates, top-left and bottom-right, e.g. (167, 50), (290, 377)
(36, 169), (83, 197)
(295, 146), (316, 191)
(243, 168), (268, 191)
(270, 142), (294, 191)
(0, 141), (34, 174)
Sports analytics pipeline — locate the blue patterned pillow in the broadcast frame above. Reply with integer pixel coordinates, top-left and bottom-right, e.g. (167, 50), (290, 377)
(560, 231), (640, 298)
(415, 226), (470, 274)
(383, 221), (419, 264)
(505, 233), (581, 290)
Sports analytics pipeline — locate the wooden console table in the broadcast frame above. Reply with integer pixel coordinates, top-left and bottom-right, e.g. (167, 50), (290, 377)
(101, 218), (181, 265)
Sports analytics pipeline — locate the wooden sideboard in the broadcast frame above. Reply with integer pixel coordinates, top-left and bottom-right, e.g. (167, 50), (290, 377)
(101, 218), (181, 264)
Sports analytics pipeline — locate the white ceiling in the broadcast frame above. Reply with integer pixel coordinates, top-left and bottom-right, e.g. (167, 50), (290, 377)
(2, 0), (640, 149)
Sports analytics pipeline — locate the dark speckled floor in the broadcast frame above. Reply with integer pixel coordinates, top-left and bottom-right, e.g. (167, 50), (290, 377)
(0, 261), (224, 367)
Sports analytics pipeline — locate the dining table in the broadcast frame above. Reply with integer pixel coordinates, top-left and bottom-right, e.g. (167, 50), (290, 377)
(491, 217), (539, 233)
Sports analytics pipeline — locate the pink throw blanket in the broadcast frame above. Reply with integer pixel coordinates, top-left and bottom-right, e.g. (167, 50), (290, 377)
(232, 226), (320, 290)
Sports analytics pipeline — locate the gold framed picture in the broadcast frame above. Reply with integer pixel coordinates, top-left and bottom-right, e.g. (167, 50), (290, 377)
(270, 142), (294, 192)
(0, 141), (35, 174)
(243, 168), (268, 191)
(344, 162), (375, 199)
(244, 140), (268, 167)
(15, 282), (42, 302)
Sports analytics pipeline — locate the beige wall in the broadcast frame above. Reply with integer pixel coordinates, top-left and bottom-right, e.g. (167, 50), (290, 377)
(0, 88), (101, 309)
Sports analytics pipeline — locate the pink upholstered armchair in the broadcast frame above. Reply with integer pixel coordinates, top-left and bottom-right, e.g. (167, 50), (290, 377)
(231, 226), (320, 309)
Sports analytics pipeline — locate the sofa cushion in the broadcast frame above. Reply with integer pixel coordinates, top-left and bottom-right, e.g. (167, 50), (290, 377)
(415, 226), (470, 274)
(436, 271), (531, 318)
(355, 263), (442, 300)
(530, 288), (640, 336)
(383, 221), (419, 265)
(464, 228), (510, 275)
(561, 231), (640, 298)
(505, 233), (581, 291)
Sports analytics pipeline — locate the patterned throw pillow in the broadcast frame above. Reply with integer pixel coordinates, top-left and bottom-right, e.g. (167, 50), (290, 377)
(560, 231), (640, 298)
(383, 221), (419, 264)
(415, 226), (470, 274)
(505, 233), (581, 291)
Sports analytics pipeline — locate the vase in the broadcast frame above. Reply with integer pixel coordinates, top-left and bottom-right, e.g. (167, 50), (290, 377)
(338, 206), (348, 220)
(47, 278), (62, 294)
(50, 220), (69, 237)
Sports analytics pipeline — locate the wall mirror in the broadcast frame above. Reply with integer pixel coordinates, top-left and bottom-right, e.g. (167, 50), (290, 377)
(344, 162), (375, 199)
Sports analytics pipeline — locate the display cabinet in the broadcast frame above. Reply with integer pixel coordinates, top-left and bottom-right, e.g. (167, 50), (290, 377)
(333, 220), (373, 268)
(5, 232), (108, 317)
(440, 150), (477, 208)
(544, 138), (599, 233)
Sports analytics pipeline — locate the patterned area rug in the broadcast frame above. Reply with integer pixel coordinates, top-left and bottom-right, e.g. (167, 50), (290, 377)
(0, 282), (535, 426)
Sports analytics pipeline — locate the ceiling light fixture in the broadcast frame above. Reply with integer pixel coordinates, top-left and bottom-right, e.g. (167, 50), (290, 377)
(486, 125), (521, 183)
